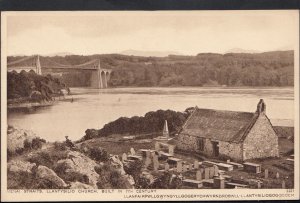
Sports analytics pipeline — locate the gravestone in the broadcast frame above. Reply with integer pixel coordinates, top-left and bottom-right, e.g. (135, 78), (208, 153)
(213, 176), (225, 189)
(189, 163), (193, 171)
(282, 180), (286, 189)
(209, 167), (215, 178)
(146, 151), (151, 158)
(155, 142), (160, 151)
(150, 151), (156, 158)
(204, 167), (210, 179)
(122, 153), (127, 162)
(165, 163), (170, 171)
(264, 169), (269, 179)
(213, 165), (219, 176)
(276, 172), (280, 179)
(153, 155), (159, 164)
(183, 164), (187, 172)
(153, 160), (159, 171)
(130, 148), (136, 156)
(196, 170), (202, 181)
(257, 181), (261, 189)
(168, 145), (175, 156)
(194, 161), (199, 169)
(200, 168), (204, 176)
(145, 157), (151, 167)
(153, 155), (159, 171)
(177, 161), (183, 173)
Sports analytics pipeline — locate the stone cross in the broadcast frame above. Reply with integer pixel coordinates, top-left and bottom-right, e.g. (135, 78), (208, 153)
(196, 170), (202, 181)
(168, 145), (174, 156)
(194, 161), (199, 169)
(204, 167), (210, 180)
(276, 172), (280, 179)
(122, 153), (127, 162)
(282, 180), (286, 189)
(177, 161), (183, 173)
(264, 169), (269, 179)
(130, 148), (136, 156)
(165, 163), (170, 171)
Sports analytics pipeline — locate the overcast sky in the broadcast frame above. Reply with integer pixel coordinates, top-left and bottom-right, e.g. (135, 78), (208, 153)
(4, 10), (299, 56)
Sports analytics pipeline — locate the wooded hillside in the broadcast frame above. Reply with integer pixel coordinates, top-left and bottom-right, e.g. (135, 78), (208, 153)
(8, 50), (294, 87)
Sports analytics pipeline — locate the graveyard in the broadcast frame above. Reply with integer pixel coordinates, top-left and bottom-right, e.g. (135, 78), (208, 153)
(119, 139), (294, 189)
(78, 120), (294, 189)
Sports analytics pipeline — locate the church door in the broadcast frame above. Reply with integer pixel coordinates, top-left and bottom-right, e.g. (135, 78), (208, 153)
(212, 141), (219, 157)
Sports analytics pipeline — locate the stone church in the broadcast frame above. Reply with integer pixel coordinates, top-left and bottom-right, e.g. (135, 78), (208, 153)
(176, 99), (279, 161)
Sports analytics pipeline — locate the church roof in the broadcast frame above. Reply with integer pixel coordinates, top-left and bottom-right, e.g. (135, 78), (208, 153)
(179, 107), (259, 143)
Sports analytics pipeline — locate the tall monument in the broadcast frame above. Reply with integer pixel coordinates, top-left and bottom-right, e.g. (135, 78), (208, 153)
(162, 120), (169, 138)
(154, 120), (172, 141)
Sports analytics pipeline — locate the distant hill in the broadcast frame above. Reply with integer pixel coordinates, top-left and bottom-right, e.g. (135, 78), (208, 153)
(120, 49), (183, 57)
(46, 52), (74, 57)
(8, 50), (294, 87)
(225, 48), (260, 54)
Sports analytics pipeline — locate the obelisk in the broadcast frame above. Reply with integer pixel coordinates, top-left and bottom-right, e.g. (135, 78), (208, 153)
(163, 120), (169, 138)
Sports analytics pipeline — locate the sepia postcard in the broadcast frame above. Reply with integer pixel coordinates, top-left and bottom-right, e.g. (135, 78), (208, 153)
(1, 10), (299, 201)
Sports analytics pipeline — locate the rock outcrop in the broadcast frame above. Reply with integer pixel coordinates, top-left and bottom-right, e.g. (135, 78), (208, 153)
(8, 160), (36, 174)
(109, 155), (126, 175)
(109, 155), (135, 188)
(7, 126), (36, 154)
(55, 151), (99, 188)
(36, 165), (68, 188)
(69, 181), (95, 189)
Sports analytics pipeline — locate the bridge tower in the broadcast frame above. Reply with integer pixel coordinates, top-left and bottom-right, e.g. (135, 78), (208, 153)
(36, 55), (42, 75)
(97, 59), (103, 89)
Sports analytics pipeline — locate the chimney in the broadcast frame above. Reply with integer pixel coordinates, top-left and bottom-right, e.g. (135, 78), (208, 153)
(256, 99), (266, 115)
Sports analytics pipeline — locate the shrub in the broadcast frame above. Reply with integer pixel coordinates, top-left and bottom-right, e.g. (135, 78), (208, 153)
(88, 147), (109, 162)
(31, 138), (46, 149)
(27, 151), (54, 168)
(151, 172), (182, 189)
(123, 160), (142, 181)
(54, 141), (67, 151)
(135, 176), (151, 189)
(23, 137), (46, 151)
(96, 164), (132, 189)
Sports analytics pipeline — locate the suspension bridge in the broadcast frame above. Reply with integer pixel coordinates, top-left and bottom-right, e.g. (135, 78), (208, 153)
(7, 55), (112, 88)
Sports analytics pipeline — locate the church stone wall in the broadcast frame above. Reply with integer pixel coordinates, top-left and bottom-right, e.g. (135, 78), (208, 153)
(243, 114), (279, 160)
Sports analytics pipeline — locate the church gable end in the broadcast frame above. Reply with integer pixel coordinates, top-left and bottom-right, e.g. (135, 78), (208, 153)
(242, 114), (279, 160)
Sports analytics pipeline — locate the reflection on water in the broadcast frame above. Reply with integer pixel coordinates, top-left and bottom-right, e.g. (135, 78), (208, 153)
(8, 87), (294, 142)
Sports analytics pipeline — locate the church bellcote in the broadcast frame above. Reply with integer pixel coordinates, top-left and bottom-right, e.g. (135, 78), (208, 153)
(256, 99), (266, 115)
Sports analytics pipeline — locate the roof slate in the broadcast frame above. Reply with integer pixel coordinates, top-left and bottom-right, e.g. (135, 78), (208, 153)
(180, 107), (258, 143)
